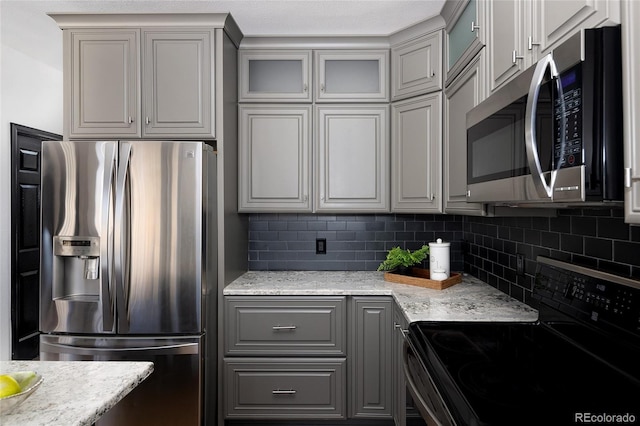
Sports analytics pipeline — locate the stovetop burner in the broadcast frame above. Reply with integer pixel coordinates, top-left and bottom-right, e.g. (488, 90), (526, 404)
(406, 257), (640, 426)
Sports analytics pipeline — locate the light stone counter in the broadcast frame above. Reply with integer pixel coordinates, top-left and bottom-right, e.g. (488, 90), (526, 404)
(224, 271), (538, 323)
(0, 361), (153, 426)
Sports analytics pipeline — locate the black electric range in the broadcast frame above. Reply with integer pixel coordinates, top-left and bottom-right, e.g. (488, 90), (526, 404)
(404, 257), (640, 426)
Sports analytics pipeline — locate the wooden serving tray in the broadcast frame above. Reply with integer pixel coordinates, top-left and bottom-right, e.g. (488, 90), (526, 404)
(383, 267), (462, 290)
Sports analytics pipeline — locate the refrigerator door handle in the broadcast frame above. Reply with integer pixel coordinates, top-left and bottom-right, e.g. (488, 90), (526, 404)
(40, 341), (200, 356)
(101, 143), (117, 332)
(115, 142), (132, 333)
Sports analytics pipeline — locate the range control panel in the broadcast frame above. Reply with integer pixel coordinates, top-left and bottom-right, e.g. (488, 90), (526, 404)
(534, 257), (640, 337)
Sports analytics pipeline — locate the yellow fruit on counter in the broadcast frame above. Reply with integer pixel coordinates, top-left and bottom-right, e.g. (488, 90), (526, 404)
(9, 371), (36, 389)
(0, 375), (21, 398)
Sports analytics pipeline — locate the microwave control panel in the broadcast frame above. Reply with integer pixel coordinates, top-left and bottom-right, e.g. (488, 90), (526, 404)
(554, 68), (583, 169)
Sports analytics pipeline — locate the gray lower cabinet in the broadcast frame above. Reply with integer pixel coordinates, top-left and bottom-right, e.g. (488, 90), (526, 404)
(223, 295), (394, 421)
(224, 358), (347, 419)
(224, 296), (346, 356)
(350, 296), (393, 419)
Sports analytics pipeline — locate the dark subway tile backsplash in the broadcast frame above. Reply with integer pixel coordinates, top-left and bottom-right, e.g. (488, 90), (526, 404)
(248, 213), (465, 272)
(247, 208), (640, 306)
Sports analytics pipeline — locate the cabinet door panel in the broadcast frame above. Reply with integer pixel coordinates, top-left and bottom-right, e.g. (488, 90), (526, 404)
(69, 29), (140, 138)
(487, 0), (526, 92)
(622, 0), (640, 223)
(350, 297), (392, 418)
(240, 50), (312, 102)
(143, 30), (213, 137)
(444, 53), (486, 215)
(239, 105), (311, 212)
(392, 31), (443, 100)
(315, 51), (389, 102)
(537, 0), (620, 54)
(315, 106), (389, 212)
(392, 93), (442, 212)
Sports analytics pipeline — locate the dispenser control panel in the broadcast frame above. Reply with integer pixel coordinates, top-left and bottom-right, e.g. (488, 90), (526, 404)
(53, 236), (99, 257)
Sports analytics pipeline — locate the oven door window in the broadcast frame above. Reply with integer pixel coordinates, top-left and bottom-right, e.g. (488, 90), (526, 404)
(467, 84), (554, 185)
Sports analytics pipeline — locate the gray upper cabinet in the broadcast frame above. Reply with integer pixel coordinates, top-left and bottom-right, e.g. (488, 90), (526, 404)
(315, 50), (389, 102)
(622, 0), (640, 224)
(142, 30), (213, 137)
(238, 105), (312, 212)
(445, 0), (486, 85)
(67, 29), (141, 138)
(391, 31), (443, 100)
(239, 50), (312, 102)
(444, 51), (486, 216)
(486, 0), (534, 93)
(315, 105), (390, 212)
(391, 92), (442, 213)
(62, 24), (215, 140)
(535, 0), (620, 56)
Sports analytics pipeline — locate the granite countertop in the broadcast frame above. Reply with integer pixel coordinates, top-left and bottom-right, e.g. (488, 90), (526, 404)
(0, 361), (153, 426)
(224, 271), (539, 323)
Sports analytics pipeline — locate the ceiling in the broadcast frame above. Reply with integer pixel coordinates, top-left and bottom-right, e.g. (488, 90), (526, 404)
(8, 0), (447, 37)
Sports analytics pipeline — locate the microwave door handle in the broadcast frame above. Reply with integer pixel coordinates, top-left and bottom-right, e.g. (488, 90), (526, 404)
(115, 142), (132, 333)
(525, 53), (559, 199)
(101, 143), (117, 332)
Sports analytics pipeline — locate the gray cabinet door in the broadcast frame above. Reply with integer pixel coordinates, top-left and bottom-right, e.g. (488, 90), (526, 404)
(350, 296), (392, 418)
(443, 51), (486, 216)
(224, 358), (346, 419)
(392, 30), (443, 100)
(238, 105), (312, 212)
(315, 105), (390, 212)
(224, 296), (346, 355)
(623, 0), (640, 224)
(239, 50), (312, 102)
(315, 50), (389, 102)
(67, 29), (140, 138)
(391, 92), (442, 213)
(142, 30), (213, 138)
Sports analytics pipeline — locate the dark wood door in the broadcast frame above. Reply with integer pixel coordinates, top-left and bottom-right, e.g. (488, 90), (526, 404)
(10, 123), (61, 359)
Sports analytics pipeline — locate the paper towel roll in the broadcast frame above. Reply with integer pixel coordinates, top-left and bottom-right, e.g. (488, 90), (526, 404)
(429, 238), (450, 278)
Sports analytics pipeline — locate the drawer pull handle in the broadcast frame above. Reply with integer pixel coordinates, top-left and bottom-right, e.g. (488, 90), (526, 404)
(272, 325), (297, 331)
(272, 389), (297, 395)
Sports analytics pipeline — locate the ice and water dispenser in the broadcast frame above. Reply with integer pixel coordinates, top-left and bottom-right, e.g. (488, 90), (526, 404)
(52, 236), (101, 300)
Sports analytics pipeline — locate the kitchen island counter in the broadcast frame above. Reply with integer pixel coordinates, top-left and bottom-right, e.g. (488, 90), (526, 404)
(0, 360), (153, 426)
(224, 271), (538, 323)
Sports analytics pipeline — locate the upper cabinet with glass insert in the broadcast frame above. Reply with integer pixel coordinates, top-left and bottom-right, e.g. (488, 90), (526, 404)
(314, 50), (389, 102)
(445, 0), (485, 85)
(239, 50), (312, 102)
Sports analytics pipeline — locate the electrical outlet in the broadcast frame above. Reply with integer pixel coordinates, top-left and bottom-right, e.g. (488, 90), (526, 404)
(516, 253), (525, 276)
(316, 238), (327, 254)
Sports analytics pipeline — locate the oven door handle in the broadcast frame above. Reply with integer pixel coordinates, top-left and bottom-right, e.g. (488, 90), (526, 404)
(525, 53), (562, 199)
(402, 340), (445, 426)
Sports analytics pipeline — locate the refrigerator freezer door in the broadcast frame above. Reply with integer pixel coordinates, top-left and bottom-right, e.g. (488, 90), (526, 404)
(40, 334), (203, 426)
(40, 141), (117, 334)
(116, 141), (204, 334)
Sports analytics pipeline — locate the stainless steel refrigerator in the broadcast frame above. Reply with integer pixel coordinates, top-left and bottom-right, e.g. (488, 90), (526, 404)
(39, 140), (217, 425)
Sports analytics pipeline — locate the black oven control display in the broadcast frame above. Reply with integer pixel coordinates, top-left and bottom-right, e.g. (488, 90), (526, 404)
(534, 263), (640, 336)
(554, 68), (583, 169)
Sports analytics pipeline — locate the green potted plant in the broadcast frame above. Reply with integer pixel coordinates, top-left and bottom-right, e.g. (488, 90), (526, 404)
(377, 245), (429, 274)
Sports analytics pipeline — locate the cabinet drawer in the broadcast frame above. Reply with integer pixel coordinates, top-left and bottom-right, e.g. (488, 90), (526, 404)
(225, 296), (346, 355)
(224, 358), (346, 419)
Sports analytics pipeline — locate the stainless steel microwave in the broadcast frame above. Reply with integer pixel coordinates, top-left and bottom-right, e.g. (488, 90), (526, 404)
(466, 26), (623, 206)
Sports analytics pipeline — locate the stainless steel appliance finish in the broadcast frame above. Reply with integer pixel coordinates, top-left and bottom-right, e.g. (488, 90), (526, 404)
(40, 140), (217, 425)
(466, 26), (623, 206)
